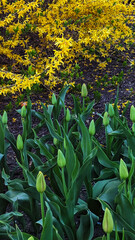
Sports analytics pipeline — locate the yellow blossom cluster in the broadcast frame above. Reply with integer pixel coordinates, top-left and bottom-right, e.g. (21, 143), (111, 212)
(0, 0), (134, 95)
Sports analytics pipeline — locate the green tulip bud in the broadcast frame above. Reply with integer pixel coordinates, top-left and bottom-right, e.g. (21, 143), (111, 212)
(21, 105), (27, 118)
(36, 171), (46, 193)
(102, 208), (113, 234)
(16, 134), (23, 151)
(53, 137), (58, 146)
(119, 158), (128, 180)
(132, 123), (135, 133)
(52, 93), (57, 105)
(108, 104), (114, 118)
(89, 119), (95, 136)
(2, 111), (8, 124)
(57, 149), (66, 168)
(28, 237), (34, 240)
(66, 108), (71, 122)
(130, 105), (135, 123)
(103, 112), (110, 126)
(81, 83), (88, 97)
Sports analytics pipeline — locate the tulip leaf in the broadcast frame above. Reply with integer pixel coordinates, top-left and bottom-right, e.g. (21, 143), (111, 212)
(77, 210), (96, 240)
(0, 121), (4, 153)
(40, 202), (53, 240)
(78, 115), (91, 161)
(35, 139), (54, 160)
(27, 151), (43, 167)
(93, 137), (118, 168)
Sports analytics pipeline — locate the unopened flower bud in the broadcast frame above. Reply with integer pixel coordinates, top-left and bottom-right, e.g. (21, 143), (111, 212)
(102, 208), (113, 234)
(81, 83), (88, 97)
(17, 134), (23, 151)
(36, 171), (46, 193)
(57, 149), (66, 168)
(132, 123), (135, 133)
(66, 108), (71, 122)
(108, 104), (114, 118)
(103, 112), (109, 126)
(130, 105), (135, 123)
(53, 137), (58, 146)
(52, 93), (57, 105)
(89, 119), (95, 136)
(2, 111), (8, 124)
(119, 158), (128, 180)
(28, 237), (34, 240)
(21, 105), (27, 118)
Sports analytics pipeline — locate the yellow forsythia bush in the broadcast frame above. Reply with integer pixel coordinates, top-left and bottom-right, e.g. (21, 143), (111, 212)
(0, 0), (134, 95)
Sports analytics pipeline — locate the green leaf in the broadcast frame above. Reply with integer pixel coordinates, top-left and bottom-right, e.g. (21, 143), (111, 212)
(15, 225), (24, 240)
(64, 134), (76, 187)
(80, 100), (95, 121)
(40, 202), (53, 240)
(0, 121), (4, 153)
(77, 210), (96, 240)
(35, 139), (54, 160)
(27, 151), (43, 167)
(67, 148), (97, 206)
(78, 116), (91, 161)
(93, 137), (118, 168)
(5, 128), (21, 161)
(45, 119), (63, 141)
(71, 94), (81, 115)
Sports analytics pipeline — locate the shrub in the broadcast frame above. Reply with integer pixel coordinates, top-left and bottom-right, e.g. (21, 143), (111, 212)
(0, 0), (134, 95)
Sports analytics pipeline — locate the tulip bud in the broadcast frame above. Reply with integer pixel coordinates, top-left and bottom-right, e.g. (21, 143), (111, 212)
(2, 111), (8, 124)
(16, 134), (23, 151)
(103, 112), (109, 126)
(52, 93), (57, 105)
(66, 108), (71, 122)
(81, 83), (88, 97)
(102, 208), (113, 234)
(89, 119), (95, 136)
(130, 105), (135, 123)
(53, 137), (58, 146)
(57, 149), (66, 168)
(21, 105), (27, 118)
(108, 104), (114, 118)
(119, 158), (128, 180)
(132, 123), (135, 133)
(28, 237), (34, 240)
(36, 171), (46, 193)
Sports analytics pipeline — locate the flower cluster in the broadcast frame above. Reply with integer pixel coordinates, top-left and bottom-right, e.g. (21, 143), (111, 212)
(0, 0), (134, 95)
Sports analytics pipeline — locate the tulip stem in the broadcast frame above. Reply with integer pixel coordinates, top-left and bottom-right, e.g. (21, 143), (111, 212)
(90, 135), (92, 152)
(105, 127), (111, 158)
(124, 180), (127, 197)
(83, 97), (85, 112)
(40, 193), (45, 227)
(62, 168), (67, 198)
(107, 233), (110, 240)
(20, 151), (27, 181)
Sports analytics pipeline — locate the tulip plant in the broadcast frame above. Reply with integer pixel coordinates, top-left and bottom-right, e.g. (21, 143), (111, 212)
(0, 85), (135, 239)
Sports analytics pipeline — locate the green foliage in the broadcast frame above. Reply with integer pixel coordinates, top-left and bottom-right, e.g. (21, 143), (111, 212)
(0, 85), (135, 239)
